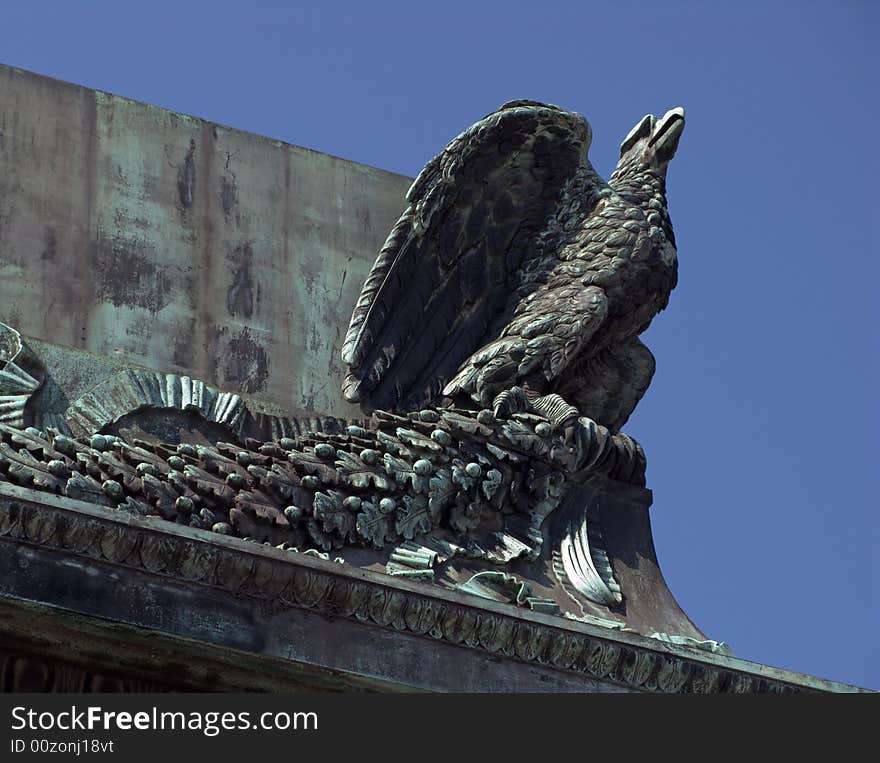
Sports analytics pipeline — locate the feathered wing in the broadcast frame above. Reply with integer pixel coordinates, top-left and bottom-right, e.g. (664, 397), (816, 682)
(341, 101), (597, 412)
(443, 283), (609, 408)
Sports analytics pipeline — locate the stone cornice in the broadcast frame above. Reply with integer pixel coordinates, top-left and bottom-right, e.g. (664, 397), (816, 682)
(0, 482), (863, 693)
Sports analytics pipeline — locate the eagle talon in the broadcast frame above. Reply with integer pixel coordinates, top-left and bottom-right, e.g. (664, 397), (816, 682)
(561, 415), (580, 452)
(492, 386), (529, 420)
(528, 393), (579, 430)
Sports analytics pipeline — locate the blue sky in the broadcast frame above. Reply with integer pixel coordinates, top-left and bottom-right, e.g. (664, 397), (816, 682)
(1, 1), (876, 689)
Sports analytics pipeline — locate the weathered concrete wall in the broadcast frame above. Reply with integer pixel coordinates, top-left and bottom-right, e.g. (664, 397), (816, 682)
(0, 64), (411, 418)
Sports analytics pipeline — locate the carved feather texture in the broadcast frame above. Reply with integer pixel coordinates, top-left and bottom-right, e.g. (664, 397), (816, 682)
(342, 102), (594, 410)
(343, 101), (682, 431)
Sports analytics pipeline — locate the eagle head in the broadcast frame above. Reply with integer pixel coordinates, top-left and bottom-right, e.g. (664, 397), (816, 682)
(618, 107), (685, 175)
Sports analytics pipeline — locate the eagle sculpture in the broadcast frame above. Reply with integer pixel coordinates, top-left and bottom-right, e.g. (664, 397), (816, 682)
(341, 101), (685, 438)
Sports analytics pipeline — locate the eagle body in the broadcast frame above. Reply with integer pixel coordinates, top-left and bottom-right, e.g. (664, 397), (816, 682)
(342, 102), (685, 432)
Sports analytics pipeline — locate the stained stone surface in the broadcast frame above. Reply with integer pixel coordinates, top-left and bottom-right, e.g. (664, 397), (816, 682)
(0, 63), (411, 419)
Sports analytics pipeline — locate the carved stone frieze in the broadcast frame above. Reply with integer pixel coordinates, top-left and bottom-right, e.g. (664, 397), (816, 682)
(0, 330), (644, 617)
(0, 402), (642, 563)
(0, 487), (814, 693)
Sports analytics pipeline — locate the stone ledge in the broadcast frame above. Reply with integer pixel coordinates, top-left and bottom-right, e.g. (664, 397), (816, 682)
(0, 483), (865, 693)
(0, 598), (406, 693)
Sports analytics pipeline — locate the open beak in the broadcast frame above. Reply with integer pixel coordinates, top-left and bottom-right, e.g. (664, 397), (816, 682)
(649, 107), (685, 153)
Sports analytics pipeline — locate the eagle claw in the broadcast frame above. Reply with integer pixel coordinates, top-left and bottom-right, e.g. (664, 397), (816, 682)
(492, 387), (580, 451)
(561, 415), (580, 453)
(492, 386), (530, 420)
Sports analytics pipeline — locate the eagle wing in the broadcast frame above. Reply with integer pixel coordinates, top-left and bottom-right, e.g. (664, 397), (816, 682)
(341, 101), (598, 412)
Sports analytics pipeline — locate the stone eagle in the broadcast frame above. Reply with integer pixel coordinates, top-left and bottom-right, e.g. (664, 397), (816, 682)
(341, 100), (684, 435)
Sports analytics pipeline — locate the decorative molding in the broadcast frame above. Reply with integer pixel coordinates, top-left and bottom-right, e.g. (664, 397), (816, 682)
(556, 493), (621, 606)
(0, 403), (643, 565)
(386, 542), (438, 580)
(64, 369), (245, 437)
(454, 571), (560, 615)
(649, 632), (732, 656)
(0, 323), (43, 429)
(60, 367), (353, 444)
(0, 646), (171, 693)
(0, 322), (357, 444)
(0, 484), (823, 693)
